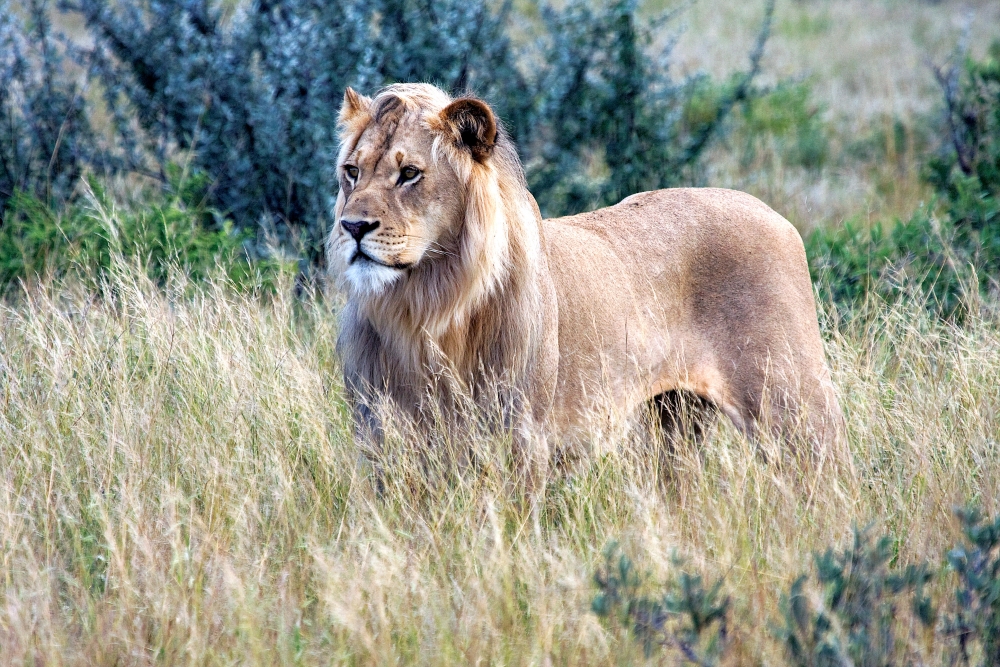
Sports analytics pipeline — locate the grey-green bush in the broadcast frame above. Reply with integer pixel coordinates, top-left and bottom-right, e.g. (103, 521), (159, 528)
(599, 508), (1000, 666)
(53, 0), (769, 260)
(592, 542), (730, 663)
(0, 0), (115, 214)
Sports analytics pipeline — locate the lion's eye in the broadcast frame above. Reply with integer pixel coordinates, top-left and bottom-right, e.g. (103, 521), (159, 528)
(344, 165), (359, 180)
(399, 166), (420, 183)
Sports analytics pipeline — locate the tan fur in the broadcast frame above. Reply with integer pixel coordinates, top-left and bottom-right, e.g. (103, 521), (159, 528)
(329, 83), (843, 482)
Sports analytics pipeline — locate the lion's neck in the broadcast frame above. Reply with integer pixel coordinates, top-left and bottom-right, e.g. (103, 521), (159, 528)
(360, 201), (545, 384)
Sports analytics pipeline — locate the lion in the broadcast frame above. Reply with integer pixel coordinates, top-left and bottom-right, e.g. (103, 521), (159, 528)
(328, 82), (844, 487)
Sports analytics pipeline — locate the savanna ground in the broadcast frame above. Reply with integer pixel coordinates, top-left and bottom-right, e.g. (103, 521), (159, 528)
(2, 0), (999, 664)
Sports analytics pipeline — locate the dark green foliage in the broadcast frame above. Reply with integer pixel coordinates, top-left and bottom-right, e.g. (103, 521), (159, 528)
(737, 81), (829, 171)
(928, 41), (1000, 232)
(0, 171), (291, 292)
(944, 507), (1000, 666)
(776, 526), (933, 667)
(807, 206), (975, 317)
(808, 42), (1000, 318)
(592, 542), (729, 664)
(44, 0), (769, 256)
(927, 40), (1000, 307)
(2, 0), (773, 274)
(0, 0), (114, 213)
(62, 0), (526, 259)
(526, 0), (675, 216)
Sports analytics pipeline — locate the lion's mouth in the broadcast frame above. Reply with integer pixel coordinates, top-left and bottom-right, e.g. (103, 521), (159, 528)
(349, 248), (412, 271)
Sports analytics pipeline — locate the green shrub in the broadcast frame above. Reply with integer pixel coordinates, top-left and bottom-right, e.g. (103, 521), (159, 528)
(807, 206), (976, 318)
(739, 81), (830, 171)
(944, 507), (1000, 667)
(592, 542), (730, 664)
(0, 172), (292, 292)
(595, 508), (1000, 666)
(775, 526), (934, 667)
(927, 41), (1000, 233)
(522, 0), (772, 216)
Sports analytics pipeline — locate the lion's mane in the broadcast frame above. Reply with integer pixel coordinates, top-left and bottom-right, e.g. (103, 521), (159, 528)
(332, 84), (552, 409)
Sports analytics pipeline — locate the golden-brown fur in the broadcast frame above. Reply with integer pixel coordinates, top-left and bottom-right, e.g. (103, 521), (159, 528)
(328, 83), (843, 483)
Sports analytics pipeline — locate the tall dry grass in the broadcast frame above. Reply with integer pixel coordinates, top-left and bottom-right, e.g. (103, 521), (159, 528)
(0, 249), (997, 664)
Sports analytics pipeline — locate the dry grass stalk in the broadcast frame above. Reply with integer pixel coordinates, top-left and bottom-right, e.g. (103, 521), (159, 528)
(0, 257), (996, 664)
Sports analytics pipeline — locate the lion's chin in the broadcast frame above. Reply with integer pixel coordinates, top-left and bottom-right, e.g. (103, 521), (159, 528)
(344, 258), (404, 296)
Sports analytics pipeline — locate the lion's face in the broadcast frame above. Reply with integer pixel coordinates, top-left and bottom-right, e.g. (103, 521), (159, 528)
(332, 87), (494, 297)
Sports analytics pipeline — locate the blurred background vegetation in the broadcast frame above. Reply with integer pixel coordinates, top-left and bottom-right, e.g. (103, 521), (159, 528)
(1, 0), (999, 315)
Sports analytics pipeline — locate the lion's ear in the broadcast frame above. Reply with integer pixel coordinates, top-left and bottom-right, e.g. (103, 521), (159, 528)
(439, 97), (497, 163)
(339, 87), (372, 127)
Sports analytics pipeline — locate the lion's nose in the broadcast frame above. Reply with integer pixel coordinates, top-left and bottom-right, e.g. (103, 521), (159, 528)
(341, 219), (380, 242)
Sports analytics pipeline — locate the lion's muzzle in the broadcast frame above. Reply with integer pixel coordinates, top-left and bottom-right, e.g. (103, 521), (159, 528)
(341, 218), (380, 241)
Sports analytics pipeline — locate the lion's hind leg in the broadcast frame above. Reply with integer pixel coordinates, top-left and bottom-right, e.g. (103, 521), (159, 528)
(650, 389), (718, 449)
(637, 390), (718, 484)
(716, 367), (847, 469)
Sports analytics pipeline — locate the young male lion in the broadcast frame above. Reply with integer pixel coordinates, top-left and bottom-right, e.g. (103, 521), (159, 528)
(328, 83), (843, 486)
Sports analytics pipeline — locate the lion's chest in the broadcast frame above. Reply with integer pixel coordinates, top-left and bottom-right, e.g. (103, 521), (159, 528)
(369, 307), (526, 412)
(376, 322), (482, 390)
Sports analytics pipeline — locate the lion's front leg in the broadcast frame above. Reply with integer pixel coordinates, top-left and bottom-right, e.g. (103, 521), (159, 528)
(498, 363), (556, 505)
(511, 412), (550, 501)
(338, 311), (392, 493)
(343, 371), (389, 493)
(510, 316), (560, 504)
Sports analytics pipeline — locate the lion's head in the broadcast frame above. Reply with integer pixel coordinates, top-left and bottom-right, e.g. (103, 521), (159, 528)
(328, 83), (542, 339)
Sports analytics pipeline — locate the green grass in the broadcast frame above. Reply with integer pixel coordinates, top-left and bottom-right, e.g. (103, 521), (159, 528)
(0, 175), (297, 294)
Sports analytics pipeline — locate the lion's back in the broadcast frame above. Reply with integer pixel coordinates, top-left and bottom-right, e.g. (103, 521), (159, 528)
(546, 188), (805, 270)
(542, 188), (813, 313)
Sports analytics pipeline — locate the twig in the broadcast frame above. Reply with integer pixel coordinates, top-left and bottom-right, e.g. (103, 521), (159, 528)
(676, 0), (774, 169)
(929, 13), (974, 175)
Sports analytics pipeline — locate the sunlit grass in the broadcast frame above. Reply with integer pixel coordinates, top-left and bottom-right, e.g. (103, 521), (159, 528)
(0, 255), (997, 664)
